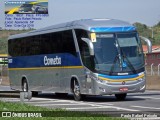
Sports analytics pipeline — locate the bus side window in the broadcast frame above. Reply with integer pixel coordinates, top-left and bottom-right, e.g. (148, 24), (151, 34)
(62, 30), (77, 56)
(50, 32), (64, 54)
(75, 29), (94, 70)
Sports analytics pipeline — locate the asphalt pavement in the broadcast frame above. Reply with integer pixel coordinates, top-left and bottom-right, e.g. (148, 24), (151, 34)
(0, 86), (160, 119)
(0, 85), (13, 91)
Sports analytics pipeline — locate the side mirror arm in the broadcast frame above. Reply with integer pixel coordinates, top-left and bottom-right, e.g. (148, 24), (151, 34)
(140, 36), (152, 53)
(81, 38), (94, 56)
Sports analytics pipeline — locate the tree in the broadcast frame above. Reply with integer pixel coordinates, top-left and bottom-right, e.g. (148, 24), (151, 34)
(133, 22), (151, 39)
(155, 21), (160, 27)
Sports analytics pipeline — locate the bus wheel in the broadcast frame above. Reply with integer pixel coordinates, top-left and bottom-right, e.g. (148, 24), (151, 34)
(22, 79), (28, 92)
(115, 93), (127, 101)
(21, 79), (32, 100)
(73, 80), (83, 101)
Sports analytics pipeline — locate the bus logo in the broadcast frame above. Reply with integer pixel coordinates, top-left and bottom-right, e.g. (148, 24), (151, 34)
(44, 56), (61, 66)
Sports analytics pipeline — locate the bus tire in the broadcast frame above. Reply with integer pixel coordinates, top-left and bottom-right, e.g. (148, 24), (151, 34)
(72, 79), (83, 101)
(22, 79), (28, 92)
(115, 93), (127, 101)
(22, 79), (32, 100)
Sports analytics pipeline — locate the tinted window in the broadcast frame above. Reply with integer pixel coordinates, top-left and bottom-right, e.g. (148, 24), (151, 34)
(8, 30), (76, 57)
(75, 29), (94, 69)
(62, 30), (77, 56)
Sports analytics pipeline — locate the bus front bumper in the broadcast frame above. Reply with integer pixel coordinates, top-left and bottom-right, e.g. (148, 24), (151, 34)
(92, 80), (146, 95)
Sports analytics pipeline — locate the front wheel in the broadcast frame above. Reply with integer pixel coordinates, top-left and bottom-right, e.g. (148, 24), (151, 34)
(21, 79), (32, 100)
(22, 79), (28, 92)
(115, 93), (127, 101)
(72, 80), (85, 101)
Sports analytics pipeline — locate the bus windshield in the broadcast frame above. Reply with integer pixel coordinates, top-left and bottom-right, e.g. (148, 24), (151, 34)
(93, 32), (144, 74)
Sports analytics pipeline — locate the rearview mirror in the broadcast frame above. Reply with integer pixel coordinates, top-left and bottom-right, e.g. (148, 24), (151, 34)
(81, 38), (94, 56)
(140, 36), (152, 53)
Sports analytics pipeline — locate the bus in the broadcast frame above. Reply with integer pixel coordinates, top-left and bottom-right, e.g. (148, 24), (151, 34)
(8, 19), (151, 101)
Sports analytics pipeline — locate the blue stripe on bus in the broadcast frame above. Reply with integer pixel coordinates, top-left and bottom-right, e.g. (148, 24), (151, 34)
(98, 73), (139, 79)
(8, 53), (82, 68)
(90, 26), (136, 32)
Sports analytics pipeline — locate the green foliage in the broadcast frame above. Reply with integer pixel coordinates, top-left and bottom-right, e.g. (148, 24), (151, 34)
(133, 22), (150, 38)
(155, 21), (160, 27)
(0, 30), (31, 54)
(0, 37), (8, 54)
(0, 101), (124, 120)
(133, 22), (160, 45)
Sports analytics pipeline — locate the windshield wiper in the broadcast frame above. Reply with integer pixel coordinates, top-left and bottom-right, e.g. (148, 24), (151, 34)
(121, 50), (137, 74)
(109, 46), (137, 75)
(109, 55), (119, 75)
(109, 39), (123, 75)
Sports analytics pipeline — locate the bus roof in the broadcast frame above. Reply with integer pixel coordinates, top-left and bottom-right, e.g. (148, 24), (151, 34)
(9, 18), (136, 40)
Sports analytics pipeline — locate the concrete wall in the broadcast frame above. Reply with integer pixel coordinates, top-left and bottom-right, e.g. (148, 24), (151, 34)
(146, 76), (160, 90)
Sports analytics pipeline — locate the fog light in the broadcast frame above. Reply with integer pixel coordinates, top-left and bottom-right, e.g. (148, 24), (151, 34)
(97, 78), (108, 84)
(140, 85), (145, 90)
(138, 76), (145, 82)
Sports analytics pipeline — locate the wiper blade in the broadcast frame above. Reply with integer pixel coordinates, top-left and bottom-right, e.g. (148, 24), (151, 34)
(109, 55), (119, 75)
(121, 51), (137, 74)
(115, 40), (123, 70)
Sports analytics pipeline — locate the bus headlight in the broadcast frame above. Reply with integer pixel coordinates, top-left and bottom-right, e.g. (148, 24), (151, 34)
(89, 73), (108, 84)
(138, 76), (145, 82)
(96, 77), (108, 84)
(86, 72), (98, 83)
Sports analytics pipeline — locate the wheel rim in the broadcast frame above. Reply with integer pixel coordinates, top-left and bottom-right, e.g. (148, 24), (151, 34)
(73, 81), (80, 97)
(23, 82), (27, 92)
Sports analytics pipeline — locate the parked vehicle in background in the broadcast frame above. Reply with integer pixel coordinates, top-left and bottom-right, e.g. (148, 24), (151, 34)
(18, 3), (48, 14)
(36, 7), (48, 14)
(18, 4), (33, 13)
(32, 4), (48, 14)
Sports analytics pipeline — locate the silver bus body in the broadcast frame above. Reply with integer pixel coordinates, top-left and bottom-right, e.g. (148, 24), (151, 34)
(8, 19), (146, 100)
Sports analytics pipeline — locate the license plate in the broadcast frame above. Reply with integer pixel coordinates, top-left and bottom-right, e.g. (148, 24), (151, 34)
(119, 87), (128, 92)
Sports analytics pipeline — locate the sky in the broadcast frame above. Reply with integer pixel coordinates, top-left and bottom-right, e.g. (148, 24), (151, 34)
(0, 0), (160, 29)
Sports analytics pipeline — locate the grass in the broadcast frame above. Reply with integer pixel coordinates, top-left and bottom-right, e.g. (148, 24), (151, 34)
(0, 38), (8, 54)
(0, 101), (127, 120)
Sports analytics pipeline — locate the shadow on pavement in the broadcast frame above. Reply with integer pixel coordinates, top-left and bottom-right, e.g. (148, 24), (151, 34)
(36, 93), (145, 102)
